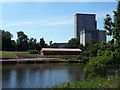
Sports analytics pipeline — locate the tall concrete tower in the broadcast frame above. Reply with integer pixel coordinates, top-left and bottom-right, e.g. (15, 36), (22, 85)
(74, 13), (97, 39)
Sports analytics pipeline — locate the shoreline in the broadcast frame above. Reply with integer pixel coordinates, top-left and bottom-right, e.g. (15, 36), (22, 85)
(1, 58), (84, 64)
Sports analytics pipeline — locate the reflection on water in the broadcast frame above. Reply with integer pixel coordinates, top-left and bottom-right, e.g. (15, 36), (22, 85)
(2, 63), (85, 88)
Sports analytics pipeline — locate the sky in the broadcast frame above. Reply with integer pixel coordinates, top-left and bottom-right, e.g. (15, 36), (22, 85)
(2, 2), (118, 44)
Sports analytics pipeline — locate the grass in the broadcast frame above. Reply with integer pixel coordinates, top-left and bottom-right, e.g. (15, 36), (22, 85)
(52, 76), (120, 88)
(0, 51), (18, 59)
(10, 51), (29, 54)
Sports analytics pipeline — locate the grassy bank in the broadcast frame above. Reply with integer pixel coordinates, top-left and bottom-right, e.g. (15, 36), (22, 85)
(0, 51), (18, 59)
(12, 51), (29, 54)
(52, 76), (120, 88)
(38, 55), (89, 61)
(16, 59), (84, 63)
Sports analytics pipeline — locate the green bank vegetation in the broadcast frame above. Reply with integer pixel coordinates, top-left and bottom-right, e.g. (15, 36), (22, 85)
(0, 51), (18, 59)
(52, 76), (120, 88)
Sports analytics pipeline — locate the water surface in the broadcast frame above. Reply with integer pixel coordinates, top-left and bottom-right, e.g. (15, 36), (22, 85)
(2, 63), (85, 88)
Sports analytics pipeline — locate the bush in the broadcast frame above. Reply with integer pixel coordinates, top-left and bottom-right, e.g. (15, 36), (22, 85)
(29, 50), (38, 54)
(84, 50), (113, 77)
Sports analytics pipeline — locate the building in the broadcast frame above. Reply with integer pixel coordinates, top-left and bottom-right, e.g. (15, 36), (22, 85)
(99, 30), (106, 43)
(80, 29), (99, 46)
(40, 48), (81, 55)
(74, 13), (106, 45)
(74, 13), (97, 39)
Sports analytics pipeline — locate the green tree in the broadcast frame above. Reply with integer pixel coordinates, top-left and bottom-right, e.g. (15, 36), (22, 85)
(11, 40), (17, 49)
(39, 38), (47, 50)
(104, 1), (120, 44)
(28, 38), (37, 50)
(82, 41), (99, 57)
(65, 38), (80, 48)
(1, 30), (13, 50)
(17, 31), (29, 51)
(49, 41), (53, 46)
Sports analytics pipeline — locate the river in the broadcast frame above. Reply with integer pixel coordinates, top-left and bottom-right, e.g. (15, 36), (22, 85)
(2, 63), (85, 88)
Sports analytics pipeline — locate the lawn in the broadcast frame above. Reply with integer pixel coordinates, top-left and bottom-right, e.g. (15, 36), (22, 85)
(0, 51), (18, 59)
(11, 51), (29, 54)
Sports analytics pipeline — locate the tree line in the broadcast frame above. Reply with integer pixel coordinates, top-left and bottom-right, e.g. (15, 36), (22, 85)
(1, 30), (50, 51)
(1, 30), (84, 51)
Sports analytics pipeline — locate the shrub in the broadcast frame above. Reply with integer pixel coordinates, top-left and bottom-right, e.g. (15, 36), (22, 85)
(84, 50), (113, 77)
(29, 50), (38, 54)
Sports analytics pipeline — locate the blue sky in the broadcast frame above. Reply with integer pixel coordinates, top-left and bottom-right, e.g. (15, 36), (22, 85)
(2, 2), (117, 44)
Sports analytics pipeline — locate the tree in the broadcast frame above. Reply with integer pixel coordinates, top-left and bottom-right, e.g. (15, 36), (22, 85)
(104, 1), (120, 44)
(39, 38), (47, 50)
(17, 31), (29, 51)
(85, 1), (120, 77)
(65, 38), (80, 48)
(82, 41), (99, 57)
(1, 30), (13, 50)
(49, 41), (53, 46)
(11, 40), (17, 49)
(28, 38), (37, 50)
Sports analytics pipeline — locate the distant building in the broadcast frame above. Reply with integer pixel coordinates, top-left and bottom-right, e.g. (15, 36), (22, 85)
(40, 48), (81, 55)
(74, 13), (106, 45)
(99, 30), (106, 43)
(74, 13), (97, 39)
(80, 29), (106, 46)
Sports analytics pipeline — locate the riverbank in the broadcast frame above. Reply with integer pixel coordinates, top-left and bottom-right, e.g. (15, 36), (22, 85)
(1, 58), (84, 64)
(1, 51), (87, 64)
(52, 76), (120, 88)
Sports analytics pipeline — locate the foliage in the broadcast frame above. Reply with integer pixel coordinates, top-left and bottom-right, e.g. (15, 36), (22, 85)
(28, 38), (37, 50)
(104, 1), (120, 44)
(1, 30), (13, 50)
(39, 38), (48, 50)
(17, 31), (29, 50)
(84, 43), (120, 77)
(82, 41), (99, 57)
(84, 2), (120, 78)
(1, 31), (49, 51)
(65, 38), (80, 48)
(52, 76), (120, 88)
(29, 50), (38, 54)
(84, 51), (112, 77)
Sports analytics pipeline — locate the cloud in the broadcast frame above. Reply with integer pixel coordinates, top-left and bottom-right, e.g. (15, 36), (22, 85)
(2, 0), (116, 2)
(47, 21), (73, 26)
(3, 16), (73, 27)
(3, 20), (42, 27)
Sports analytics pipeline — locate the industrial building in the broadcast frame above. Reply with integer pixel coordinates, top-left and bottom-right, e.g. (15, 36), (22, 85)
(74, 13), (106, 46)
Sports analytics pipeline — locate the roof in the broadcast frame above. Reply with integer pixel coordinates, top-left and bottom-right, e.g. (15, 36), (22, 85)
(75, 13), (96, 16)
(41, 48), (81, 52)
